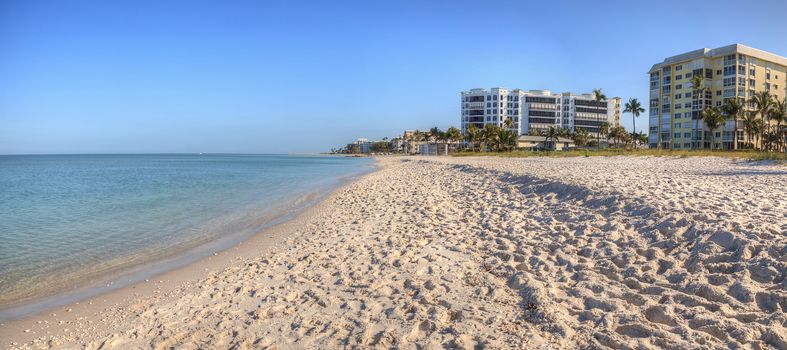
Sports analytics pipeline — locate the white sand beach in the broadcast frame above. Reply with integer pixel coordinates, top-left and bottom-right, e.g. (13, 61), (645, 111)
(2, 156), (786, 349)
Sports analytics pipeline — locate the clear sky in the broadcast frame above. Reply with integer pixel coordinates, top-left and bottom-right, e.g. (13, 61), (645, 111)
(2, 0), (786, 154)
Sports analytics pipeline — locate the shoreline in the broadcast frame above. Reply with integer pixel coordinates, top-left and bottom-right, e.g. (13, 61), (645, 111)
(0, 159), (379, 341)
(3, 155), (784, 349)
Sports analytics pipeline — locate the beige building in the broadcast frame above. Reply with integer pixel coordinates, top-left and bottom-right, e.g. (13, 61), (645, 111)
(648, 44), (787, 149)
(611, 97), (622, 127)
(517, 135), (575, 151)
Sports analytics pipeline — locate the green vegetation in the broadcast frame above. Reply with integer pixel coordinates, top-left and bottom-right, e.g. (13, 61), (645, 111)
(452, 148), (787, 163)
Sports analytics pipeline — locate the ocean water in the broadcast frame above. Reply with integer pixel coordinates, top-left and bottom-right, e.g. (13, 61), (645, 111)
(0, 154), (372, 315)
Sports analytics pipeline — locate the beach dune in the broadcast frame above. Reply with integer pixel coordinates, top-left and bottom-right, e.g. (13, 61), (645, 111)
(3, 156), (786, 349)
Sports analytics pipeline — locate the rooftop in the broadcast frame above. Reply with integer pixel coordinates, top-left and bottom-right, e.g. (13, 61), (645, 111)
(648, 43), (787, 74)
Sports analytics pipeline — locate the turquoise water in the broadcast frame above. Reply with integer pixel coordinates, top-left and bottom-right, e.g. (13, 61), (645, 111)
(0, 154), (372, 312)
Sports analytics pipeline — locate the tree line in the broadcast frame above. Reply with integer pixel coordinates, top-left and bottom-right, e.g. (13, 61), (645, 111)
(672, 75), (787, 151)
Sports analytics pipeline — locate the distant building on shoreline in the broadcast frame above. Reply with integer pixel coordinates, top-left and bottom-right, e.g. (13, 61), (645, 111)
(648, 44), (787, 150)
(346, 138), (371, 154)
(460, 88), (620, 136)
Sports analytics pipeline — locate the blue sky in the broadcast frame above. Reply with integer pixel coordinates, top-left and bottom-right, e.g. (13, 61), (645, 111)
(2, 0), (786, 154)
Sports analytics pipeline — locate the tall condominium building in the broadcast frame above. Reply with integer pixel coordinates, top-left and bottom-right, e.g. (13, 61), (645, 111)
(460, 88), (620, 136)
(648, 44), (787, 149)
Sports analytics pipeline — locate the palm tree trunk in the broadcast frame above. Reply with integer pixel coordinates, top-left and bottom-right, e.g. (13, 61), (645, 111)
(733, 115), (738, 150)
(760, 113), (765, 151)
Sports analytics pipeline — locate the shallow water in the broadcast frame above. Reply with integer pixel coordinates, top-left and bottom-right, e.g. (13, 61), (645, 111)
(0, 154), (372, 311)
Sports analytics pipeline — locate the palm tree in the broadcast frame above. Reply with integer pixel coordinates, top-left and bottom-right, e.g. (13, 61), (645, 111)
(749, 91), (773, 150)
(599, 122), (610, 148)
(571, 127), (590, 147)
(482, 124), (500, 152)
(690, 75), (706, 150)
(464, 124), (479, 152)
(543, 126), (561, 151)
(741, 112), (758, 149)
(752, 119), (764, 149)
(701, 107), (725, 150)
(445, 126), (462, 154)
(497, 129), (517, 152)
(503, 117), (515, 130)
(768, 99), (786, 151)
(428, 127), (442, 155)
(624, 98), (645, 136)
(609, 126), (620, 148)
(619, 130), (633, 149)
(593, 89), (607, 150)
(721, 98), (745, 150)
(633, 131), (648, 148)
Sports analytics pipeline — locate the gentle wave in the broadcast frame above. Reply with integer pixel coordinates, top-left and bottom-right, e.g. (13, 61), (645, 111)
(0, 154), (373, 318)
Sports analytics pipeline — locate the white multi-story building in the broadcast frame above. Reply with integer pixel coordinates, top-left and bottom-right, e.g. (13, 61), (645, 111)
(460, 88), (620, 135)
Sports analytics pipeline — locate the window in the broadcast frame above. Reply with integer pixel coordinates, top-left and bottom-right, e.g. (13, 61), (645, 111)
(662, 103), (671, 112)
(684, 132), (691, 138)
(487, 102), (491, 107)
(676, 84), (682, 90)
(685, 72), (692, 78)
(674, 132), (681, 139)
(716, 70), (722, 76)
(676, 74), (683, 80)
(766, 72), (771, 80)
(486, 95), (491, 101)
(493, 95), (498, 100)
(676, 65), (683, 71)
(716, 90), (721, 96)
(486, 109), (491, 114)
(675, 113), (682, 119)
(749, 69), (755, 76)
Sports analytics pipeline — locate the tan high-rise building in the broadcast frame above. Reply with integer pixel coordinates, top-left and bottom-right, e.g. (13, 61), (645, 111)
(648, 44), (787, 149)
